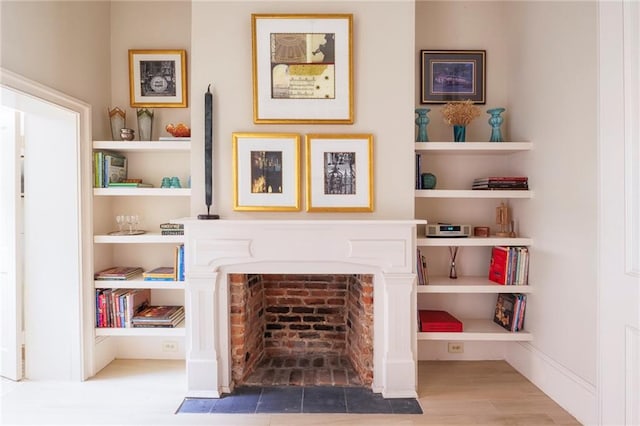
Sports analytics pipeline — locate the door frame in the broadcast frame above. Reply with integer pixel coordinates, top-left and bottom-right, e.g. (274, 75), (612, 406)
(0, 68), (94, 380)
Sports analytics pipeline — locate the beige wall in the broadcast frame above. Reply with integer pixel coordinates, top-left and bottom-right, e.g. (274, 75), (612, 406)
(1, 0), (111, 138)
(191, 1), (416, 219)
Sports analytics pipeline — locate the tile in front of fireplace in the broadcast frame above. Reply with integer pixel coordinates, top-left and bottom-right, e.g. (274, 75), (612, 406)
(212, 386), (261, 413)
(302, 386), (347, 413)
(256, 386), (303, 413)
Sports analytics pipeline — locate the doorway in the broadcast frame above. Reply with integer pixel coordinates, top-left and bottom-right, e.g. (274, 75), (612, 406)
(0, 70), (93, 381)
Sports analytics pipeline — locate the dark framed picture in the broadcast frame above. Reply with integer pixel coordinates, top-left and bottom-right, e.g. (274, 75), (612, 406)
(129, 49), (187, 108)
(420, 50), (486, 104)
(305, 134), (373, 212)
(251, 14), (353, 124)
(232, 132), (301, 211)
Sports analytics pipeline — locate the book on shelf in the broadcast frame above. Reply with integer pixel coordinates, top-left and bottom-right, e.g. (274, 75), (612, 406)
(418, 310), (463, 332)
(415, 153), (422, 189)
(472, 176), (529, 190)
(131, 305), (185, 328)
(143, 266), (175, 280)
(158, 136), (190, 141)
(93, 151), (128, 188)
(94, 266), (143, 280)
(493, 293), (526, 332)
(161, 230), (184, 235)
(95, 288), (150, 328)
(488, 246), (529, 286)
(107, 182), (153, 188)
(159, 223), (184, 230)
(416, 248), (429, 285)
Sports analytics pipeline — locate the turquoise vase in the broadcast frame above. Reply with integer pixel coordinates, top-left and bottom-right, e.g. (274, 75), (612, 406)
(487, 107), (506, 142)
(415, 108), (430, 142)
(453, 125), (466, 142)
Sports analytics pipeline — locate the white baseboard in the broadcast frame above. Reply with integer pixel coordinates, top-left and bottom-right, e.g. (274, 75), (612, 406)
(507, 342), (596, 425)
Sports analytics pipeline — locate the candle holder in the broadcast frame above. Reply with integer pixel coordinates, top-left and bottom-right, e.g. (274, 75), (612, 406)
(198, 84), (220, 220)
(448, 246), (459, 279)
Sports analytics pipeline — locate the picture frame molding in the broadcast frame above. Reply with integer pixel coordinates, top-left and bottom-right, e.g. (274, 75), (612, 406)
(305, 133), (374, 212)
(420, 49), (486, 104)
(128, 49), (188, 108)
(251, 13), (354, 124)
(232, 132), (301, 212)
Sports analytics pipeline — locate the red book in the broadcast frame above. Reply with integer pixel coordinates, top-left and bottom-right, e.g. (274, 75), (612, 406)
(489, 246), (509, 285)
(418, 310), (463, 332)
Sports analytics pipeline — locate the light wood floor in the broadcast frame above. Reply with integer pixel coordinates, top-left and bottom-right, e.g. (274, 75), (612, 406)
(1, 359), (580, 425)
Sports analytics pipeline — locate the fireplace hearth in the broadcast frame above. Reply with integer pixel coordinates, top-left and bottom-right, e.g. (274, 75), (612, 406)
(178, 219), (422, 398)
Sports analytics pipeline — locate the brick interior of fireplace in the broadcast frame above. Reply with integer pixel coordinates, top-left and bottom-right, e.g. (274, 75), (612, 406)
(229, 274), (373, 387)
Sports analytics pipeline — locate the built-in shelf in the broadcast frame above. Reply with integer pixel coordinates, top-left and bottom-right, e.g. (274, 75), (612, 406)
(95, 322), (185, 337)
(417, 319), (532, 341)
(415, 189), (533, 199)
(94, 233), (184, 244)
(417, 236), (532, 247)
(93, 278), (185, 290)
(417, 276), (532, 293)
(415, 142), (532, 154)
(93, 188), (191, 196)
(93, 141), (191, 152)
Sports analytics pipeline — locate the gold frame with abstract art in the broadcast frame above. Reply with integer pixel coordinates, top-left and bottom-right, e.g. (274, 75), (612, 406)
(232, 133), (301, 211)
(305, 134), (373, 212)
(251, 14), (353, 124)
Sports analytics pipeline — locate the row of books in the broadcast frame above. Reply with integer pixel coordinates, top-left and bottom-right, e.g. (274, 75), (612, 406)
(95, 288), (150, 328)
(472, 176), (528, 190)
(160, 222), (184, 236)
(416, 248), (429, 285)
(494, 293), (526, 332)
(94, 151), (127, 188)
(488, 246), (529, 286)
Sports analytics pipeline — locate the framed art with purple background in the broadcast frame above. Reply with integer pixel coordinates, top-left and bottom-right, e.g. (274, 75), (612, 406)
(420, 50), (485, 104)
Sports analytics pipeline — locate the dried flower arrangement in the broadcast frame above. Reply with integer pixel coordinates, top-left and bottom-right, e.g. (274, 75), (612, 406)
(441, 100), (481, 126)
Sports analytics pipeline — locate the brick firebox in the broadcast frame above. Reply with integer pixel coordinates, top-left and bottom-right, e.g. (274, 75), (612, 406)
(229, 273), (374, 387)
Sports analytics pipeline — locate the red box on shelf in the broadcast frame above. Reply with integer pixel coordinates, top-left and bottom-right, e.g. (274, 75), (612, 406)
(418, 310), (463, 332)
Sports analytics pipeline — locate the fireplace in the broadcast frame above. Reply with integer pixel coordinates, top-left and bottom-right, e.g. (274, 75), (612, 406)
(178, 219), (422, 398)
(229, 273), (374, 387)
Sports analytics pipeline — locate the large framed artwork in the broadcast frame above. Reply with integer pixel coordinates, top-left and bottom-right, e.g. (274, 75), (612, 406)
(305, 134), (373, 212)
(232, 133), (301, 211)
(129, 49), (188, 108)
(420, 50), (486, 104)
(251, 14), (353, 124)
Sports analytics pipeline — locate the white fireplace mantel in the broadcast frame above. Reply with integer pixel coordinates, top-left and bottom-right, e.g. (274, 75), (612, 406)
(176, 219), (424, 398)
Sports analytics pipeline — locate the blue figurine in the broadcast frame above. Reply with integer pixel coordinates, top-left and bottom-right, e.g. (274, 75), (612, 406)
(487, 107), (506, 142)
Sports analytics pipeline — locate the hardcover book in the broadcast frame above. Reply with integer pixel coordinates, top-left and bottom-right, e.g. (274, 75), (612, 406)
(493, 293), (526, 332)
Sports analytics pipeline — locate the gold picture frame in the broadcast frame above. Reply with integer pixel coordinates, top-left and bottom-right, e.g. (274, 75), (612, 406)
(305, 134), (374, 212)
(251, 14), (354, 124)
(128, 49), (188, 108)
(232, 133), (301, 211)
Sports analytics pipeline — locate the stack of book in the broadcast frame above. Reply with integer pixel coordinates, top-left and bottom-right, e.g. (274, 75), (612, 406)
(108, 179), (153, 188)
(160, 223), (184, 235)
(94, 266), (143, 281)
(94, 151), (127, 188)
(493, 293), (526, 332)
(472, 176), (528, 190)
(95, 288), (150, 328)
(142, 266), (176, 282)
(488, 246), (529, 285)
(418, 310), (463, 332)
(131, 305), (185, 328)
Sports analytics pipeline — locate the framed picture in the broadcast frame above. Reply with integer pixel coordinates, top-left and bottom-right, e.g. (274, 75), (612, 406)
(232, 133), (301, 211)
(420, 50), (486, 104)
(129, 49), (187, 107)
(251, 14), (353, 124)
(305, 134), (373, 212)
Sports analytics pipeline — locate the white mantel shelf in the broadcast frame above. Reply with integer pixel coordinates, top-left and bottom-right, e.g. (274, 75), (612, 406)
(176, 218), (425, 399)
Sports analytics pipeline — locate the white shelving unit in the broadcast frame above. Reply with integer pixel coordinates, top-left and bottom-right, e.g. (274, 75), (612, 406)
(415, 141), (532, 344)
(91, 140), (189, 344)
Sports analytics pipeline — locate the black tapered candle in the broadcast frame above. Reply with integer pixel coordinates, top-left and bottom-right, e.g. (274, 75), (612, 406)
(198, 84), (219, 220)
